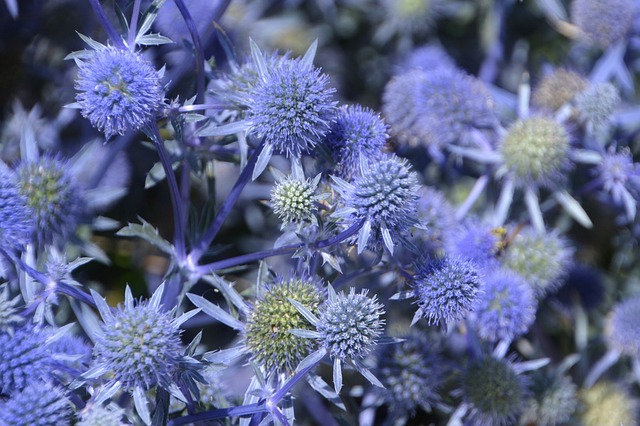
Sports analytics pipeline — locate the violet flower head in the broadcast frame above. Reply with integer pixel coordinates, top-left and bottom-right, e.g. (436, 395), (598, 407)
(395, 44), (455, 74)
(0, 381), (72, 426)
(325, 104), (388, 178)
(472, 268), (537, 342)
(412, 256), (482, 327)
(75, 47), (164, 139)
(0, 324), (53, 395)
(575, 82), (621, 130)
(458, 356), (529, 425)
(520, 371), (578, 426)
(90, 285), (184, 392)
(594, 146), (640, 221)
(332, 155), (421, 254)
(15, 156), (84, 245)
(444, 218), (501, 271)
(607, 294), (640, 358)
(318, 287), (385, 362)
(248, 53), (336, 159)
(570, 0), (636, 48)
(0, 167), (34, 251)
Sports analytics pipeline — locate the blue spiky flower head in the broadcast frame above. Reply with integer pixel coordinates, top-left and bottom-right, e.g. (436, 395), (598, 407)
(376, 330), (444, 416)
(458, 356), (529, 426)
(244, 276), (323, 375)
(499, 117), (571, 188)
(0, 167), (34, 251)
(594, 146), (640, 221)
(444, 218), (501, 271)
(318, 287), (385, 362)
(74, 46), (163, 139)
(248, 42), (336, 159)
(500, 227), (574, 298)
(532, 69), (589, 112)
(606, 294), (640, 358)
(472, 269), (537, 342)
(0, 323), (53, 395)
(575, 82), (621, 130)
(412, 256), (482, 327)
(15, 155), (84, 245)
(520, 371), (578, 426)
(570, 0), (636, 48)
(90, 284), (183, 392)
(270, 165), (320, 228)
(325, 105), (388, 178)
(0, 286), (23, 332)
(0, 381), (71, 426)
(332, 155), (421, 254)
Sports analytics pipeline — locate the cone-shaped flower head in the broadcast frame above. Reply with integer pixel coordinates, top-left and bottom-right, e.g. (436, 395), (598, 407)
(579, 381), (638, 426)
(325, 105), (388, 178)
(607, 294), (640, 357)
(248, 49), (336, 158)
(244, 277), (323, 375)
(0, 381), (71, 426)
(376, 331), (444, 416)
(501, 227), (573, 298)
(532, 69), (588, 111)
(459, 356), (529, 425)
(270, 168), (320, 227)
(332, 155), (421, 254)
(318, 287), (385, 362)
(520, 371), (578, 426)
(412, 256), (482, 326)
(15, 156), (84, 245)
(0, 323), (52, 394)
(571, 0), (636, 48)
(91, 285), (183, 391)
(499, 117), (571, 188)
(75, 47), (163, 139)
(0, 167), (34, 250)
(473, 269), (537, 342)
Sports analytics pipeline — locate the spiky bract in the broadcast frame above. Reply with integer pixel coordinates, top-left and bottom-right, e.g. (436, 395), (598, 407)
(500, 117), (570, 188)
(0, 381), (71, 426)
(0, 286), (23, 332)
(245, 278), (323, 374)
(75, 47), (163, 139)
(318, 288), (385, 361)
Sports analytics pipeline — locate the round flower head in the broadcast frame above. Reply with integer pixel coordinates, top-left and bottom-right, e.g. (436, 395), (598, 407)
(571, 0), (636, 48)
(532, 69), (588, 112)
(0, 323), (52, 394)
(376, 331), (444, 416)
(332, 155), (421, 254)
(91, 285), (183, 392)
(270, 170), (319, 228)
(383, 67), (495, 153)
(15, 156), (84, 245)
(499, 117), (571, 188)
(444, 218), (501, 271)
(606, 294), (640, 357)
(248, 55), (336, 158)
(500, 227), (574, 298)
(459, 356), (529, 426)
(473, 269), (537, 342)
(324, 105), (388, 178)
(412, 256), (482, 327)
(575, 82), (621, 130)
(579, 381), (638, 426)
(520, 372), (578, 426)
(410, 186), (456, 254)
(244, 277), (323, 375)
(75, 47), (163, 139)
(0, 381), (71, 426)
(395, 45), (456, 75)
(0, 167), (34, 250)
(596, 148), (640, 217)
(76, 405), (126, 426)
(318, 287), (385, 362)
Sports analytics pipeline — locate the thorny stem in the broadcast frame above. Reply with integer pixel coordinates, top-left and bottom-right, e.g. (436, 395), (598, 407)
(87, 0), (125, 50)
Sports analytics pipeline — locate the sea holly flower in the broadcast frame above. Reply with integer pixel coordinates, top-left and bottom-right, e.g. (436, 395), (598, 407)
(76, 404), (126, 426)
(375, 0), (446, 43)
(0, 167), (33, 251)
(73, 46), (164, 139)
(570, 0), (636, 48)
(606, 294), (640, 358)
(574, 82), (621, 132)
(270, 163), (321, 229)
(0, 381), (72, 426)
(579, 381), (638, 426)
(520, 371), (578, 426)
(332, 155), (421, 254)
(532, 69), (589, 112)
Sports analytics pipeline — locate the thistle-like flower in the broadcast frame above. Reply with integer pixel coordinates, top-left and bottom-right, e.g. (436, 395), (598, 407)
(591, 146), (640, 222)
(0, 323), (53, 394)
(332, 155), (421, 254)
(574, 82), (621, 130)
(324, 105), (388, 178)
(532, 69), (588, 112)
(270, 165), (320, 228)
(411, 256), (482, 327)
(0, 167), (34, 251)
(500, 227), (574, 298)
(472, 268), (537, 342)
(74, 46), (164, 139)
(520, 371), (578, 426)
(570, 0), (636, 48)
(606, 294), (640, 358)
(444, 218), (501, 271)
(457, 356), (529, 425)
(244, 277), (323, 375)
(0, 381), (72, 426)
(579, 381), (638, 426)
(15, 156), (84, 245)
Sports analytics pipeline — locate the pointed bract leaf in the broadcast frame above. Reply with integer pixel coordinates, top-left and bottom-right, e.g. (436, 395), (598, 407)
(186, 293), (244, 330)
(252, 142), (273, 181)
(136, 33), (174, 46)
(90, 289), (114, 323)
(204, 345), (247, 364)
(554, 190), (593, 228)
(250, 39), (269, 81)
(117, 219), (175, 255)
(353, 359), (384, 388)
(289, 328), (322, 339)
(333, 357), (343, 394)
(306, 373), (346, 411)
(133, 386), (152, 425)
(288, 298), (320, 326)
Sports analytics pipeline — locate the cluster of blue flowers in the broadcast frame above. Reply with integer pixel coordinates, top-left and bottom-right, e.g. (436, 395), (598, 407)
(1, 0), (640, 424)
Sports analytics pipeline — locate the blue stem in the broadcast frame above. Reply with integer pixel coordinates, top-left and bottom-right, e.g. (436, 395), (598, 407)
(87, 0), (125, 49)
(189, 139), (266, 263)
(167, 402), (268, 425)
(148, 123), (187, 261)
(127, 0), (142, 49)
(172, 0), (205, 104)
(196, 219), (364, 273)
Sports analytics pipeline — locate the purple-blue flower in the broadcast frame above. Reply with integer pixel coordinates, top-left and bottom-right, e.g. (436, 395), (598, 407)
(75, 47), (164, 139)
(0, 167), (33, 251)
(0, 324), (53, 394)
(570, 0), (636, 48)
(607, 294), (640, 358)
(0, 381), (71, 426)
(593, 146), (640, 221)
